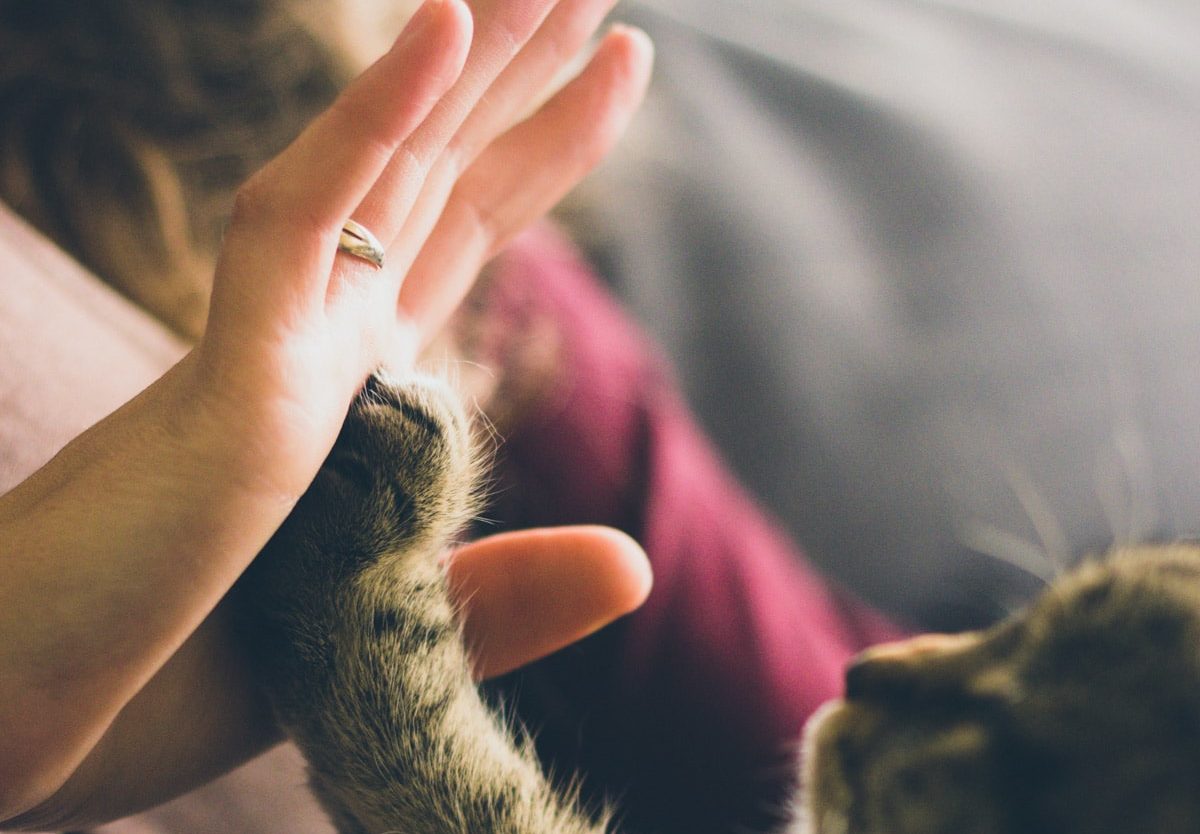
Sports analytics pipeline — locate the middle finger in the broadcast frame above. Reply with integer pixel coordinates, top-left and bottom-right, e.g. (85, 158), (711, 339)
(343, 0), (571, 253)
(378, 0), (621, 275)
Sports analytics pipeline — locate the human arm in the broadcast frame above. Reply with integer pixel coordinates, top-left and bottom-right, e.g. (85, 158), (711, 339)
(0, 0), (652, 824)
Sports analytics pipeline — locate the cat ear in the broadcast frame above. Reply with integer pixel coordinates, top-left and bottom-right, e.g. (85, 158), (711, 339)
(845, 630), (1029, 706)
(852, 632), (980, 666)
(845, 633), (982, 700)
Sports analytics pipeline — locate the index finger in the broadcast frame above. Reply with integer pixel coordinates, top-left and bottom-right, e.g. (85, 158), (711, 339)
(216, 0), (473, 304)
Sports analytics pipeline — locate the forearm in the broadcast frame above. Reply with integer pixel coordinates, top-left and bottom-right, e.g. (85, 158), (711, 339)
(0, 352), (305, 820)
(1, 601), (280, 831)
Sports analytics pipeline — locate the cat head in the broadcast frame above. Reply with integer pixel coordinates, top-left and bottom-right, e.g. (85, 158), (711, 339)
(800, 545), (1200, 834)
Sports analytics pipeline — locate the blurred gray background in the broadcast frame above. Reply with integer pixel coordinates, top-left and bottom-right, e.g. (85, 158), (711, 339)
(569, 0), (1200, 629)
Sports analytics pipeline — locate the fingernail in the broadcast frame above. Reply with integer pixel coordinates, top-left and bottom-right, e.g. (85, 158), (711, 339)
(609, 23), (655, 55)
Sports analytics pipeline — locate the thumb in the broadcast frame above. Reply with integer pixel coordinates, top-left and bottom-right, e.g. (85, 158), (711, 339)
(445, 526), (652, 680)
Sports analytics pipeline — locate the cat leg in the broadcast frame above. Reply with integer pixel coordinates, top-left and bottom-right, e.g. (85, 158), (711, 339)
(237, 374), (606, 834)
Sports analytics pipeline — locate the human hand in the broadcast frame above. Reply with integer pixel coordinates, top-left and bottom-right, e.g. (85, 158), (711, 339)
(0, 0), (652, 822)
(193, 0), (654, 503)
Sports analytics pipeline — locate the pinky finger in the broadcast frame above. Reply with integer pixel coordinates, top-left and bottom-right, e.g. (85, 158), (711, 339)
(397, 25), (654, 342)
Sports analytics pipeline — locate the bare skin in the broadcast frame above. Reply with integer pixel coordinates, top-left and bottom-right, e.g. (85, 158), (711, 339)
(0, 0), (653, 826)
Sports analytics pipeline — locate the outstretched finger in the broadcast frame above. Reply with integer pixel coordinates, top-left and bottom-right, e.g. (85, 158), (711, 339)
(445, 0), (621, 168)
(399, 26), (654, 338)
(208, 0), (472, 332)
(335, 0), (573, 256)
(446, 526), (652, 680)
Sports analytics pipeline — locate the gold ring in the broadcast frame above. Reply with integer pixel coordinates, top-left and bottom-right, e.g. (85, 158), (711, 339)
(337, 219), (385, 269)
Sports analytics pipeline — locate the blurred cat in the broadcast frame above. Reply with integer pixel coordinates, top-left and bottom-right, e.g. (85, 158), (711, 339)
(798, 545), (1200, 834)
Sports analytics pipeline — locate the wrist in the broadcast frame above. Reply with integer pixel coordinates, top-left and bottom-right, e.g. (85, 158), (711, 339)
(0, 352), (319, 813)
(166, 345), (344, 505)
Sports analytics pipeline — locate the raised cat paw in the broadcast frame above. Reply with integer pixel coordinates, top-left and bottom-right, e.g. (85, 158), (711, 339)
(234, 370), (479, 727)
(235, 371), (605, 834)
(318, 370), (479, 559)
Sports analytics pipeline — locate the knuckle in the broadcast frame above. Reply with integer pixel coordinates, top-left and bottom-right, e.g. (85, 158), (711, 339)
(391, 143), (426, 184)
(464, 198), (499, 241)
(230, 174), (273, 225)
(447, 195), (498, 256)
(231, 173), (330, 244)
(328, 97), (401, 172)
(577, 96), (627, 168)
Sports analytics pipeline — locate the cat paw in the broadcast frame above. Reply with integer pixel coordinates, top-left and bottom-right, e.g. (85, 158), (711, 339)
(317, 370), (479, 552)
(248, 370), (478, 595)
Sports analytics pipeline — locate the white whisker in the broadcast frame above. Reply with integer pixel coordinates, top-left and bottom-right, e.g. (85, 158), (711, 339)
(999, 463), (1068, 578)
(956, 519), (1056, 585)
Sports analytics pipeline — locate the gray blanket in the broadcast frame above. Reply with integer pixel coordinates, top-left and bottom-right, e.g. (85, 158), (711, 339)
(574, 0), (1200, 628)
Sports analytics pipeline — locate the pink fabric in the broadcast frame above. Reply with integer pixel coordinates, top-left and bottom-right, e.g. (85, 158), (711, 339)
(482, 227), (904, 834)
